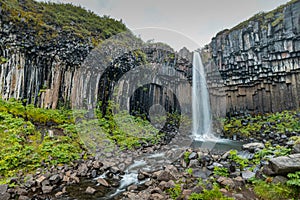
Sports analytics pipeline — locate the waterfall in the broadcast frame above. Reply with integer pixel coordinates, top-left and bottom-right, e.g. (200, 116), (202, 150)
(192, 51), (215, 140)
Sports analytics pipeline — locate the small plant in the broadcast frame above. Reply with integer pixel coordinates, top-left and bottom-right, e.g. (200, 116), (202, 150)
(228, 150), (249, 170)
(287, 171), (300, 188)
(184, 151), (191, 164)
(167, 183), (182, 199)
(213, 166), (229, 177)
(186, 168), (193, 175)
(189, 184), (234, 200)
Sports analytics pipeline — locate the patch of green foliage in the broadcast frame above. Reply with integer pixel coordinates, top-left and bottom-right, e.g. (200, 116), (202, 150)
(287, 171), (300, 188)
(224, 109), (300, 138)
(228, 150), (249, 170)
(186, 168), (193, 175)
(167, 183), (182, 199)
(252, 179), (299, 200)
(0, 98), (73, 125)
(189, 184), (234, 200)
(213, 166), (229, 177)
(0, 109), (83, 180)
(184, 151), (191, 164)
(0, 0), (127, 45)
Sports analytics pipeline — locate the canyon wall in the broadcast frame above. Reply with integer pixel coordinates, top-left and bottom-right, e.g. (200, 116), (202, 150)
(0, 4), (192, 116)
(203, 0), (300, 115)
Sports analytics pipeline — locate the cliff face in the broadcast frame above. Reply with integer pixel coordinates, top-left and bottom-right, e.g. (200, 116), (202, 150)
(0, 0), (193, 118)
(204, 0), (300, 115)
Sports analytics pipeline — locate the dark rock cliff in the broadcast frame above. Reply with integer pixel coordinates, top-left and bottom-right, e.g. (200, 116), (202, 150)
(0, 0), (192, 116)
(203, 0), (300, 115)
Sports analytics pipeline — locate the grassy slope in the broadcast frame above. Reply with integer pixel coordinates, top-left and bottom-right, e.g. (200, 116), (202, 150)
(0, 0), (128, 45)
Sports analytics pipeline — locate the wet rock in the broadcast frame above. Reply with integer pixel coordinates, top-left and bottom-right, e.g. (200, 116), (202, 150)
(85, 186), (96, 194)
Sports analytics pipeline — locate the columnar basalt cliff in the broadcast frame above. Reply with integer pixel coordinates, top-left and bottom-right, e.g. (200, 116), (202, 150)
(0, 0), (192, 115)
(203, 0), (300, 115)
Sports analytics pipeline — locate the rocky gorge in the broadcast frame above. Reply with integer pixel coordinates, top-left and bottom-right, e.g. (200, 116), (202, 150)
(0, 0), (300, 200)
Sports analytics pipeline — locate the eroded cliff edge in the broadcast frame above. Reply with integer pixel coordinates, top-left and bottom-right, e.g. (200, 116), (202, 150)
(204, 0), (300, 115)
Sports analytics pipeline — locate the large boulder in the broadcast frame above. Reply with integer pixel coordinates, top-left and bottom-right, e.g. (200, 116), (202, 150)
(265, 153), (300, 175)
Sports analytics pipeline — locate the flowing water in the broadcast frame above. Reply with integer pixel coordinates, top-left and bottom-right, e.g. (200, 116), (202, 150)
(192, 51), (216, 140)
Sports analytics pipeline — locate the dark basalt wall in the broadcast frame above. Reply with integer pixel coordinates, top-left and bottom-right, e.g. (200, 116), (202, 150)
(203, 0), (300, 115)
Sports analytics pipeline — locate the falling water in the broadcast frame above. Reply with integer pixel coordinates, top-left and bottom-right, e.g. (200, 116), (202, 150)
(192, 51), (215, 140)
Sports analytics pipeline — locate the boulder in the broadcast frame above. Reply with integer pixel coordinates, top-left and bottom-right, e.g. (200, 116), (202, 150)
(292, 143), (300, 153)
(155, 170), (175, 181)
(267, 153), (300, 175)
(217, 177), (235, 189)
(242, 170), (255, 180)
(97, 178), (110, 187)
(242, 143), (264, 152)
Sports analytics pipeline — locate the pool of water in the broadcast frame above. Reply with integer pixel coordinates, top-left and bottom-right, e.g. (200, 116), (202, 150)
(191, 138), (244, 152)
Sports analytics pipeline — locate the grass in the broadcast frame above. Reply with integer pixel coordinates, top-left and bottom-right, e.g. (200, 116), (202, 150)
(0, 98), (165, 183)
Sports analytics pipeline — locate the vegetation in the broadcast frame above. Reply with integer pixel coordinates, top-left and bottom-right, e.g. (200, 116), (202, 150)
(0, 98), (165, 184)
(189, 184), (234, 200)
(213, 166), (229, 177)
(215, 0), (298, 34)
(0, 0), (127, 45)
(223, 109), (300, 138)
(0, 99), (83, 181)
(252, 179), (299, 200)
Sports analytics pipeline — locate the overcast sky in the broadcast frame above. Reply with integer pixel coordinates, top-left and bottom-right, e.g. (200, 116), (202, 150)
(37, 0), (289, 50)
